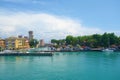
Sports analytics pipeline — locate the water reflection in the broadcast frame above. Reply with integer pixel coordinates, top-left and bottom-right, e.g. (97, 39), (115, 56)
(0, 52), (120, 63)
(54, 52), (120, 59)
(55, 52), (81, 56)
(0, 52), (120, 80)
(0, 56), (53, 63)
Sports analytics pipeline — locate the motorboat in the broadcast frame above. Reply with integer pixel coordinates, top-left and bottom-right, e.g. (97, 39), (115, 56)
(102, 48), (114, 52)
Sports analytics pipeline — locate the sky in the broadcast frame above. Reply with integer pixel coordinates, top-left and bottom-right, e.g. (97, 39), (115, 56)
(0, 0), (120, 42)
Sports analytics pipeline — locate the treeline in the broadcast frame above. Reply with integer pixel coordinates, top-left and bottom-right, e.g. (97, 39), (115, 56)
(51, 33), (120, 48)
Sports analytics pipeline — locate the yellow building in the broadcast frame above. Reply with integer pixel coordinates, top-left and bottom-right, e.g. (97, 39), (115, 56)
(15, 38), (30, 49)
(0, 38), (5, 49)
(5, 37), (16, 50)
(5, 37), (30, 50)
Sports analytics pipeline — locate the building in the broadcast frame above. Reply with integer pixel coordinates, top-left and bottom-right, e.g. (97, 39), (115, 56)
(5, 36), (30, 50)
(36, 39), (45, 48)
(40, 39), (45, 47)
(15, 37), (30, 49)
(25, 39), (30, 49)
(24, 36), (28, 40)
(5, 37), (17, 50)
(0, 38), (5, 49)
(28, 31), (33, 41)
(18, 35), (23, 38)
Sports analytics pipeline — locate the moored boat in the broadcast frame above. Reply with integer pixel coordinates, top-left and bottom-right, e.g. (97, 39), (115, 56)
(102, 48), (114, 52)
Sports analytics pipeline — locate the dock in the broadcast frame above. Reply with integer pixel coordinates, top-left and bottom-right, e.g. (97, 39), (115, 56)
(0, 52), (53, 56)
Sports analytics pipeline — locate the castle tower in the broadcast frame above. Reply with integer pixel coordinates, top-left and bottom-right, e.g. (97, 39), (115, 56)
(28, 31), (33, 41)
(40, 39), (45, 47)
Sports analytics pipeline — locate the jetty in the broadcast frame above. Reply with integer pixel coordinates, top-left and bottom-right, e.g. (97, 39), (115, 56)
(0, 52), (53, 56)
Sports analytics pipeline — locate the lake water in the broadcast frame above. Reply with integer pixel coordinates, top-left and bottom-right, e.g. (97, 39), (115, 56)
(0, 52), (120, 80)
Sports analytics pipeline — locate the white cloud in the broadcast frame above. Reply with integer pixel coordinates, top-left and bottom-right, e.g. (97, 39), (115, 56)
(0, 12), (102, 42)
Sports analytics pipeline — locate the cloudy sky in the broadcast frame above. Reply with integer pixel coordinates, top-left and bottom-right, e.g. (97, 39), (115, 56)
(0, 0), (120, 42)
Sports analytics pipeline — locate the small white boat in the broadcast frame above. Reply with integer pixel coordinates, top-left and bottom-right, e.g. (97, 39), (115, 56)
(102, 48), (114, 52)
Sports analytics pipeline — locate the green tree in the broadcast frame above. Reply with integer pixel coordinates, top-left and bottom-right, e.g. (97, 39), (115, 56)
(58, 39), (66, 45)
(51, 32), (120, 48)
(72, 37), (78, 46)
(66, 35), (73, 45)
(51, 39), (59, 44)
(92, 34), (102, 47)
(108, 33), (118, 46)
(29, 39), (38, 48)
(0, 47), (2, 51)
(118, 37), (120, 45)
(101, 33), (109, 47)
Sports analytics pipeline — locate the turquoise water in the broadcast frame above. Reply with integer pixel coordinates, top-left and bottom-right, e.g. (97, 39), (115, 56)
(0, 52), (120, 80)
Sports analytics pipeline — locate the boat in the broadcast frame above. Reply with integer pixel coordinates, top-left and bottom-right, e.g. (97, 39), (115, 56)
(102, 48), (114, 52)
(102, 37), (114, 52)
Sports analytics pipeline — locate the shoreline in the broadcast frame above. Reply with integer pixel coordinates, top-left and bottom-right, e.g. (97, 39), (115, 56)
(1, 49), (120, 56)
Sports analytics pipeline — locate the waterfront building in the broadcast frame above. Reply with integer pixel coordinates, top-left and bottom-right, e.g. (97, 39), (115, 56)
(25, 39), (30, 49)
(5, 37), (17, 50)
(28, 31), (33, 41)
(5, 36), (30, 50)
(0, 38), (5, 49)
(24, 36), (28, 40)
(36, 39), (45, 48)
(40, 39), (45, 47)
(18, 35), (23, 38)
(15, 36), (30, 49)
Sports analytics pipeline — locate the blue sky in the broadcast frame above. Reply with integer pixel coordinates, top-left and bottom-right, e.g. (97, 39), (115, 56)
(0, 0), (120, 41)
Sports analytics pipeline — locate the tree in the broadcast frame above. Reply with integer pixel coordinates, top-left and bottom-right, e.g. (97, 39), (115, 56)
(59, 39), (66, 45)
(108, 33), (118, 46)
(92, 34), (102, 47)
(51, 32), (120, 48)
(0, 47), (2, 51)
(66, 35), (73, 45)
(71, 37), (78, 46)
(29, 39), (38, 48)
(101, 33), (109, 48)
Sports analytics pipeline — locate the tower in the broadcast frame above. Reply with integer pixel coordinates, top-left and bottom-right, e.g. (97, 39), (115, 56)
(28, 31), (33, 41)
(40, 39), (45, 47)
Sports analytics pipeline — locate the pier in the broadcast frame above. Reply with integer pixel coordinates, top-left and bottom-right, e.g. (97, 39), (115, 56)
(0, 52), (53, 56)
